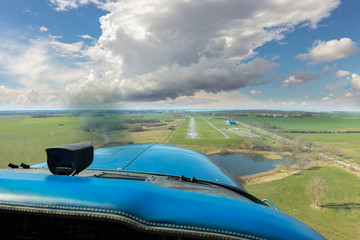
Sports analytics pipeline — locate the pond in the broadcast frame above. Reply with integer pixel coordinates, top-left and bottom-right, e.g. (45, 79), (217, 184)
(211, 153), (281, 176)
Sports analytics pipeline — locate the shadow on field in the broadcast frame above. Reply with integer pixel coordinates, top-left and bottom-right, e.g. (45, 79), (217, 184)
(305, 167), (321, 171)
(324, 202), (360, 210)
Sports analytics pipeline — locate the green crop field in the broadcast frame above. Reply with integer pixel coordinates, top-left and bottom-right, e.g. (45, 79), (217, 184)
(293, 133), (360, 160)
(0, 115), (99, 168)
(232, 114), (360, 164)
(246, 166), (360, 240)
(234, 115), (360, 131)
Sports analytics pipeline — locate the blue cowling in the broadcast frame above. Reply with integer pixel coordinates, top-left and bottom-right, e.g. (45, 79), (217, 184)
(0, 170), (325, 240)
(27, 143), (325, 239)
(33, 143), (242, 188)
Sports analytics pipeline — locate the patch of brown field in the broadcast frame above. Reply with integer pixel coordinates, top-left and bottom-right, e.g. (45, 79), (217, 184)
(309, 203), (323, 211)
(207, 149), (289, 160)
(262, 153), (283, 160)
(239, 168), (300, 185)
(240, 161), (338, 185)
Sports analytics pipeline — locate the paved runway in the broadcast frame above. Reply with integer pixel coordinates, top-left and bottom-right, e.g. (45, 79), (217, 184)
(186, 118), (200, 139)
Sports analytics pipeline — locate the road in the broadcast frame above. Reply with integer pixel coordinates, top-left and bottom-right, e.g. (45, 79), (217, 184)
(186, 118), (200, 139)
(236, 120), (360, 171)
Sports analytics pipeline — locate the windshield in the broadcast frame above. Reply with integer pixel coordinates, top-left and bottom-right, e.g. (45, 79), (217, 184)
(1, 1), (360, 239)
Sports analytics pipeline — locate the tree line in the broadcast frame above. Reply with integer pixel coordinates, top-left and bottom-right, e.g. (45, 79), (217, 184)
(80, 119), (160, 133)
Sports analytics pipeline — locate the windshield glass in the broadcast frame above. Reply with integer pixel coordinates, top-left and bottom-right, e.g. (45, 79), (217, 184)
(1, 1), (360, 239)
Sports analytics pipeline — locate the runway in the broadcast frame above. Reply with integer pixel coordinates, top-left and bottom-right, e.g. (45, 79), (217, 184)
(186, 117), (200, 139)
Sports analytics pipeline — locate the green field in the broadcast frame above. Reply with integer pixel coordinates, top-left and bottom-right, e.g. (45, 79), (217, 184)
(246, 166), (360, 240)
(232, 114), (360, 164)
(0, 115), (98, 167)
(293, 133), (360, 161)
(195, 117), (224, 138)
(0, 112), (187, 168)
(234, 115), (360, 131)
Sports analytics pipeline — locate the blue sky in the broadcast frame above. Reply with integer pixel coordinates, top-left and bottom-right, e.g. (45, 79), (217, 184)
(0, 0), (359, 110)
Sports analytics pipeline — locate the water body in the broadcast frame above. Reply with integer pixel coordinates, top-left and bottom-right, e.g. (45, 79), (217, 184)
(211, 153), (281, 176)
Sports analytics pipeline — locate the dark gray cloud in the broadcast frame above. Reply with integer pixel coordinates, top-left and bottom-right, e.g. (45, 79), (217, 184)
(281, 72), (319, 87)
(65, 58), (276, 105)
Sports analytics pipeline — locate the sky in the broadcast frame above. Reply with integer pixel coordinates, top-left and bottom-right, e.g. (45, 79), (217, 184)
(0, 0), (359, 111)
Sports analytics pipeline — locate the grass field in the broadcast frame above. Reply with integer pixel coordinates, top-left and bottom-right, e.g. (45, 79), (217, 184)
(233, 114), (360, 164)
(195, 117), (224, 138)
(234, 115), (360, 131)
(246, 166), (360, 240)
(293, 133), (360, 161)
(0, 115), (99, 168)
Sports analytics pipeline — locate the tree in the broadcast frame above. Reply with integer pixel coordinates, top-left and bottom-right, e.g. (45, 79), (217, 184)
(128, 123), (143, 132)
(308, 152), (323, 163)
(306, 176), (329, 209)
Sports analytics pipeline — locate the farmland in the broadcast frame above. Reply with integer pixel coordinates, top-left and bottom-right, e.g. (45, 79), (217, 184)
(246, 166), (360, 240)
(1, 111), (359, 167)
(234, 114), (360, 131)
(0, 115), (98, 167)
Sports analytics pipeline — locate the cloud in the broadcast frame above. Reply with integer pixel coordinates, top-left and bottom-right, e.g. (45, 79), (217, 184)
(271, 55), (280, 61)
(0, 85), (62, 109)
(296, 38), (358, 63)
(3, 0), (343, 108)
(281, 101), (296, 105)
(80, 34), (94, 40)
(23, 7), (38, 15)
(351, 74), (360, 90)
(281, 72), (319, 87)
(65, 58), (276, 106)
(49, 0), (101, 11)
(321, 96), (330, 101)
(324, 84), (333, 92)
(345, 93), (354, 97)
(39, 26), (48, 32)
(0, 35), (89, 92)
(121, 90), (263, 110)
(65, 0), (340, 107)
(250, 90), (262, 95)
(322, 65), (331, 72)
(336, 70), (350, 78)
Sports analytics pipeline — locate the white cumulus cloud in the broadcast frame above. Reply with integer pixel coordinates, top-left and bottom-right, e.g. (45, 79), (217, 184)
(49, 0), (102, 11)
(250, 90), (262, 95)
(39, 26), (48, 32)
(336, 70), (350, 78)
(63, 0), (340, 107)
(281, 72), (318, 87)
(296, 38), (358, 64)
(80, 34), (94, 40)
(351, 74), (360, 90)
